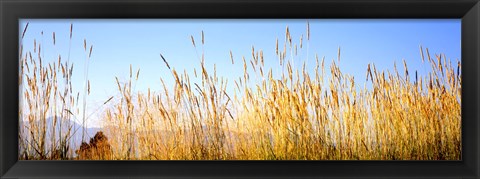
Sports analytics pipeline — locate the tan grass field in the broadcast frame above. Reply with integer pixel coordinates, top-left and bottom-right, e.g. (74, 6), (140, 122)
(18, 22), (461, 160)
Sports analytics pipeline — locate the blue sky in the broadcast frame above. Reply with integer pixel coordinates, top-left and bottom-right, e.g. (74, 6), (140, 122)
(19, 19), (461, 127)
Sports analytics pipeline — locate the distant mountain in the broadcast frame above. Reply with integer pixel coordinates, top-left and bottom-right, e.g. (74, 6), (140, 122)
(19, 117), (103, 152)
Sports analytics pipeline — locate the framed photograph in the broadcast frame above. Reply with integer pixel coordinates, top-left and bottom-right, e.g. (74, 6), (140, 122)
(1, 0), (479, 178)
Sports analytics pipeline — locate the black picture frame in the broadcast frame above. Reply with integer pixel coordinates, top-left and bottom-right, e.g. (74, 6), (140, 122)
(1, 0), (479, 178)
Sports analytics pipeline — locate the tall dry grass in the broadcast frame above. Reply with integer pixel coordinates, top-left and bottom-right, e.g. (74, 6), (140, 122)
(19, 23), (78, 159)
(20, 22), (461, 160)
(19, 23), (104, 160)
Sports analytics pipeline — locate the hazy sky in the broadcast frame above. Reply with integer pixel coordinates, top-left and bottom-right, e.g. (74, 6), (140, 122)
(19, 19), (461, 127)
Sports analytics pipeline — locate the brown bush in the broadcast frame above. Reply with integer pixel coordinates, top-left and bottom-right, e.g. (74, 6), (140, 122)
(75, 131), (113, 160)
